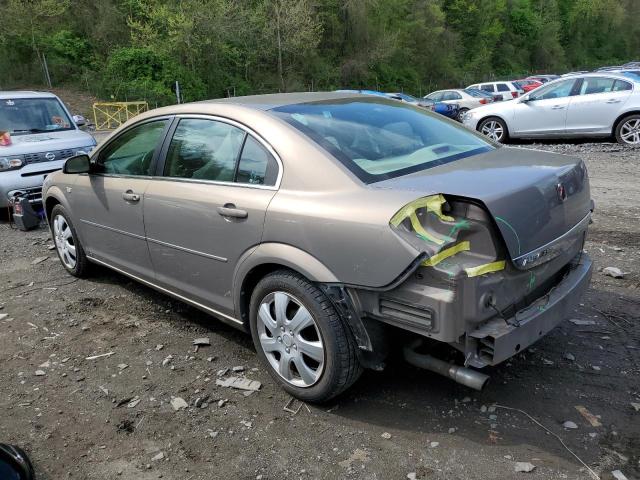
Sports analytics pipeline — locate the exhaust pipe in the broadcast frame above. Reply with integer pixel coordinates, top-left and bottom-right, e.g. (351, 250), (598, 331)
(403, 340), (490, 391)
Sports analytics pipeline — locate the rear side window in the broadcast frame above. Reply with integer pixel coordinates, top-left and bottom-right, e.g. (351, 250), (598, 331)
(164, 119), (245, 182)
(496, 83), (510, 92)
(480, 84), (494, 92)
(579, 77), (616, 95)
(272, 98), (493, 184)
(236, 136), (279, 186)
(613, 80), (632, 91)
(97, 120), (167, 176)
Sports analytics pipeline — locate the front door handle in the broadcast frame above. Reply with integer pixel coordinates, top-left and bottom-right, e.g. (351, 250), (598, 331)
(217, 204), (248, 219)
(122, 190), (141, 203)
(551, 105), (565, 110)
(606, 99), (621, 104)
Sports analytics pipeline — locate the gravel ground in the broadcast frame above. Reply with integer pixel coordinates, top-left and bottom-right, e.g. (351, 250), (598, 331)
(0, 141), (639, 480)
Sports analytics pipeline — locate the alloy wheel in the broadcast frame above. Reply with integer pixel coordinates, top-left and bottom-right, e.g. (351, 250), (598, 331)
(257, 291), (325, 388)
(53, 214), (77, 270)
(481, 120), (504, 142)
(620, 118), (640, 144)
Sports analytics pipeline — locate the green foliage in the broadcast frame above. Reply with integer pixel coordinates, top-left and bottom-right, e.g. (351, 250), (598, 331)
(1, 0), (638, 100)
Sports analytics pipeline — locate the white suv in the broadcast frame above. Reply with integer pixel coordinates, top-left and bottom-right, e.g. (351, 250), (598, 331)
(0, 91), (96, 208)
(467, 81), (523, 101)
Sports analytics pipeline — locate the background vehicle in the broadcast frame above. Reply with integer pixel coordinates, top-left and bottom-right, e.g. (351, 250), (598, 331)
(0, 91), (96, 208)
(466, 81), (523, 101)
(463, 72), (640, 144)
(385, 92), (460, 119)
(44, 92), (592, 403)
(526, 74), (560, 83)
(424, 88), (494, 120)
(513, 79), (542, 93)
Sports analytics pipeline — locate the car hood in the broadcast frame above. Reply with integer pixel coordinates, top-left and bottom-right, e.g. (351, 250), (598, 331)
(372, 146), (591, 260)
(0, 129), (95, 155)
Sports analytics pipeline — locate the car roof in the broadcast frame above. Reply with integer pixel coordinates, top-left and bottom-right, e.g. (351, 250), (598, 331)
(564, 72), (640, 83)
(200, 91), (370, 111)
(0, 90), (59, 99)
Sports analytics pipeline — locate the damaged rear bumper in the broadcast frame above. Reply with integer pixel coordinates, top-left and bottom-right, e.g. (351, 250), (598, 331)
(466, 253), (592, 367)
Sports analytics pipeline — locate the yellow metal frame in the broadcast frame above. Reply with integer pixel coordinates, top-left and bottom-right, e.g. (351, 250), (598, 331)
(92, 101), (149, 130)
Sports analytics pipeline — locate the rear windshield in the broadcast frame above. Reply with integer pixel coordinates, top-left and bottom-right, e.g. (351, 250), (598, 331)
(271, 98), (493, 183)
(0, 97), (74, 135)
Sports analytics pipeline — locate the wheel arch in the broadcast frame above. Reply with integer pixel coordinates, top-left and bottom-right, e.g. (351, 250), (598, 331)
(233, 243), (340, 327)
(44, 188), (70, 222)
(476, 114), (509, 132)
(612, 110), (640, 136)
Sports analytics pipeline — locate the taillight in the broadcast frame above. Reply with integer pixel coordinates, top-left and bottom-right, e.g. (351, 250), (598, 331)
(511, 91), (519, 98)
(0, 131), (11, 146)
(479, 99), (488, 104)
(12, 199), (23, 215)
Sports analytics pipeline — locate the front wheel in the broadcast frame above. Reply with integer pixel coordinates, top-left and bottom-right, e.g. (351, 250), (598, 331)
(249, 270), (362, 403)
(615, 114), (640, 145)
(478, 117), (509, 143)
(50, 204), (91, 277)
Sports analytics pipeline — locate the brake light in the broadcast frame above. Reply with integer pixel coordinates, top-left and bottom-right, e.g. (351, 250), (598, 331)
(511, 91), (519, 98)
(0, 131), (11, 146)
(479, 99), (488, 104)
(12, 199), (23, 215)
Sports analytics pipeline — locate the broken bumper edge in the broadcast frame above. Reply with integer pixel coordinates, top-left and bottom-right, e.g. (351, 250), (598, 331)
(468, 253), (592, 367)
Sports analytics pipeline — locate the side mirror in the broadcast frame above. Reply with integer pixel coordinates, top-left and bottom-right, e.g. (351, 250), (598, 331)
(63, 154), (91, 174)
(0, 444), (35, 480)
(73, 114), (87, 127)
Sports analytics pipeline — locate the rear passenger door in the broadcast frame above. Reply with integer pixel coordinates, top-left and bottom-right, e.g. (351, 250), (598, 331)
(565, 77), (634, 134)
(143, 116), (279, 318)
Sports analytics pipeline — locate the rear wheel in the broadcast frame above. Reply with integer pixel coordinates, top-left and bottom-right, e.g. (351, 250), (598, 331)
(479, 117), (509, 143)
(457, 107), (469, 122)
(249, 270), (362, 403)
(50, 204), (90, 277)
(615, 114), (640, 145)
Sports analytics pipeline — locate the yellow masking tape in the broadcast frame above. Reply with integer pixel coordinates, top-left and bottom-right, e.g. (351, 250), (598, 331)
(390, 194), (454, 226)
(422, 241), (470, 267)
(410, 212), (445, 245)
(465, 260), (506, 277)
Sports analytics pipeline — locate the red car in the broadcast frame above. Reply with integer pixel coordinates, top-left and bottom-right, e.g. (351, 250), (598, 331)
(514, 79), (543, 93)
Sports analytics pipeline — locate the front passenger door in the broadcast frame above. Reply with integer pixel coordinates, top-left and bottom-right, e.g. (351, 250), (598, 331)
(71, 119), (169, 278)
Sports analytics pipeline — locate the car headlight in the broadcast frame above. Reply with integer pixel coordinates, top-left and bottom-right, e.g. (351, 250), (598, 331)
(74, 145), (95, 155)
(0, 156), (24, 171)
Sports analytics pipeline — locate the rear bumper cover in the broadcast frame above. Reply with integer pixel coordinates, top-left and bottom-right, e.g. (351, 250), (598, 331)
(467, 253), (592, 367)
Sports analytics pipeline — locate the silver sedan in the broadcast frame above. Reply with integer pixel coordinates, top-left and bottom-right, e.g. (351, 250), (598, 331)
(463, 72), (640, 144)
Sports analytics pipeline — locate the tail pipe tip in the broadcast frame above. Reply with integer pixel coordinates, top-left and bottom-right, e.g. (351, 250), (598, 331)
(403, 340), (490, 391)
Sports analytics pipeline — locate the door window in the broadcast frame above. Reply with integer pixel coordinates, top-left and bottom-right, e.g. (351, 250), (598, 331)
(579, 77), (616, 95)
(480, 84), (495, 92)
(236, 136), (279, 186)
(427, 92), (443, 101)
(613, 80), (632, 91)
(164, 118), (245, 182)
(531, 79), (576, 100)
(496, 83), (510, 92)
(97, 120), (167, 175)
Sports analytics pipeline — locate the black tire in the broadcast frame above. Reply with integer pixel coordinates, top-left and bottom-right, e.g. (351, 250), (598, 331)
(478, 116), (509, 143)
(249, 270), (362, 403)
(457, 107), (469, 122)
(614, 114), (640, 145)
(49, 204), (91, 277)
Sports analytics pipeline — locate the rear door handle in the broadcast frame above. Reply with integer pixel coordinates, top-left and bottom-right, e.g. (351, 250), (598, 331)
(551, 105), (565, 110)
(122, 190), (141, 202)
(217, 204), (248, 219)
(606, 99), (622, 104)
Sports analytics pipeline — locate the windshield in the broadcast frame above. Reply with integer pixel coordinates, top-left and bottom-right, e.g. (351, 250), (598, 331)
(464, 88), (491, 98)
(271, 98), (494, 183)
(393, 93), (418, 102)
(0, 97), (74, 135)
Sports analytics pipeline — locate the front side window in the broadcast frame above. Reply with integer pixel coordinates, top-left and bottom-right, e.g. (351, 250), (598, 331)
(427, 92), (443, 101)
(97, 120), (167, 175)
(0, 97), (74, 135)
(164, 119), (245, 182)
(579, 77), (616, 95)
(480, 84), (494, 92)
(531, 79), (576, 100)
(272, 98), (493, 183)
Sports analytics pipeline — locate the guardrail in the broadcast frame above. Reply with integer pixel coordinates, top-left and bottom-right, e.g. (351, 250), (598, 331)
(92, 101), (149, 130)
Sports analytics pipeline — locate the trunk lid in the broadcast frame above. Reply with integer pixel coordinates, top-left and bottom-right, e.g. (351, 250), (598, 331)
(373, 146), (591, 260)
